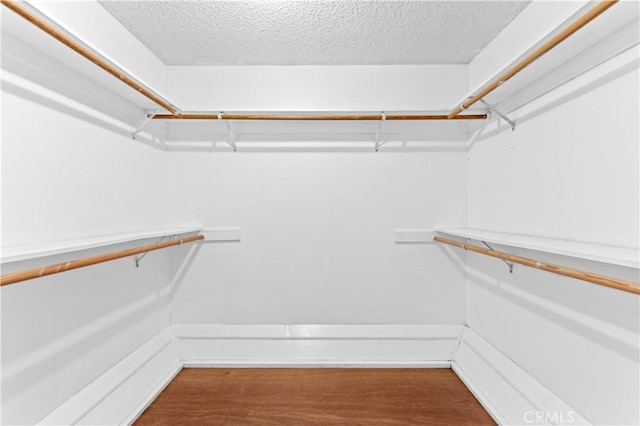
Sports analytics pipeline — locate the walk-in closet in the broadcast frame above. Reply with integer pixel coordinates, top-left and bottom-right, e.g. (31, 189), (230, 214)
(1, 1), (638, 424)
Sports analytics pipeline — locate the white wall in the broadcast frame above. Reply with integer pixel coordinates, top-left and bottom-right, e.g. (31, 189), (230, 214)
(168, 65), (467, 112)
(466, 43), (640, 425)
(2, 0), (639, 424)
(165, 49), (470, 328)
(0, 22), (174, 426)
(168, 151), (467, 325)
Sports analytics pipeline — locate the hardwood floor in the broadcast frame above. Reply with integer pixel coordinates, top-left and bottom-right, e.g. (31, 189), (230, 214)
(135, 368), (495, 425)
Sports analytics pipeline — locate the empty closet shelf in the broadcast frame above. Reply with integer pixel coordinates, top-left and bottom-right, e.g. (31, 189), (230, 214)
(436, 228), (639, 269)
(0, 227), (202, 264)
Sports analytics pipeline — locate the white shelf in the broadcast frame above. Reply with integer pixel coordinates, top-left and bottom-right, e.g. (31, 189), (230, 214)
(436, 228), (639, 269)
(0, 227), (202, 264)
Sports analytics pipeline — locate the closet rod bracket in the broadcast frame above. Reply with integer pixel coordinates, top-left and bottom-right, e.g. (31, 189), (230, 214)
(480, 100), (515, 131)
(135, 235), (170, 267)
(374, 112), (386, 152)
(218, 113), (237, 151)
(481, 240), (514, 273)
(132, 110), (160, 140)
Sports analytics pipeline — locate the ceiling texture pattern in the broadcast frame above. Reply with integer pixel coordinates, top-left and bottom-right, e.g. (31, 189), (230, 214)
(98, 0), (530, 66)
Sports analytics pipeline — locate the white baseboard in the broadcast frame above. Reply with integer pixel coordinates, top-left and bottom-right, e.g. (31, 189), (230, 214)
(452, 327), (590, 426)
(38, 327), (182, 426)
(173, 324), (463, 367)
(119, 361), (183, 426)
(185, 360), (450, 368)
(35, 323), (465, 425)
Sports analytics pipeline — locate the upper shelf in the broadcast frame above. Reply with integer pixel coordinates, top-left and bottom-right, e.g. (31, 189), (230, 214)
(0, 227), (202, 264)
(436, 228), (639, 269)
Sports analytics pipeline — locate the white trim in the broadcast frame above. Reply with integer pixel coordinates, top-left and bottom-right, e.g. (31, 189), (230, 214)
(30, 324), (596, 425)
(173, 324), (461, 339)
(173, 324), (463, 366)
(452, 361), (505, 425)
(452, 327), (591, 426)
(35, 324), (463, 425)
(120, 362), (183, 426)
(38, 328), (181, 426)
(184, 360), (451, 368)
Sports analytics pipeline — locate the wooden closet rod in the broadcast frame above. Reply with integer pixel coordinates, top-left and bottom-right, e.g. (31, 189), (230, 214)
(448, 0), (618, 118)
(0, 234), (204, 287)
(433, 236), (640, 295)
(153, 113), (488, 121)
(1, 0), (180, 115)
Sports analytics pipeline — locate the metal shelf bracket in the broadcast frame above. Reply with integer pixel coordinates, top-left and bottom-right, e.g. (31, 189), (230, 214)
(481, 240), (514, 273)
(135, 235), (170, 267)
(218, 113), (237, 151)
(480, 99), (515, 131)
(132, 110), (160, 139)
(374, 112), (386, 152)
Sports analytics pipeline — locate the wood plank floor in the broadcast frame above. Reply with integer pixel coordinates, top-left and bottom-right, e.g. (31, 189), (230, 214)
(135, 368), (495, 425)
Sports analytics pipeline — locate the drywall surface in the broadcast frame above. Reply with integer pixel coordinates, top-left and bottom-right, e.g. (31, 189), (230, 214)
(0, 32), (171, 246)
(466, 45), (640, 425)
(0, 250), (173, 425)
(167, 65), (468, 112)
(0, 28), (173, 425)
(168, 151), (467, 325)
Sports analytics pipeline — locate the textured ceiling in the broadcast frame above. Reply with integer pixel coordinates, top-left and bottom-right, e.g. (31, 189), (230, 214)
(98, 1), (530, 66)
